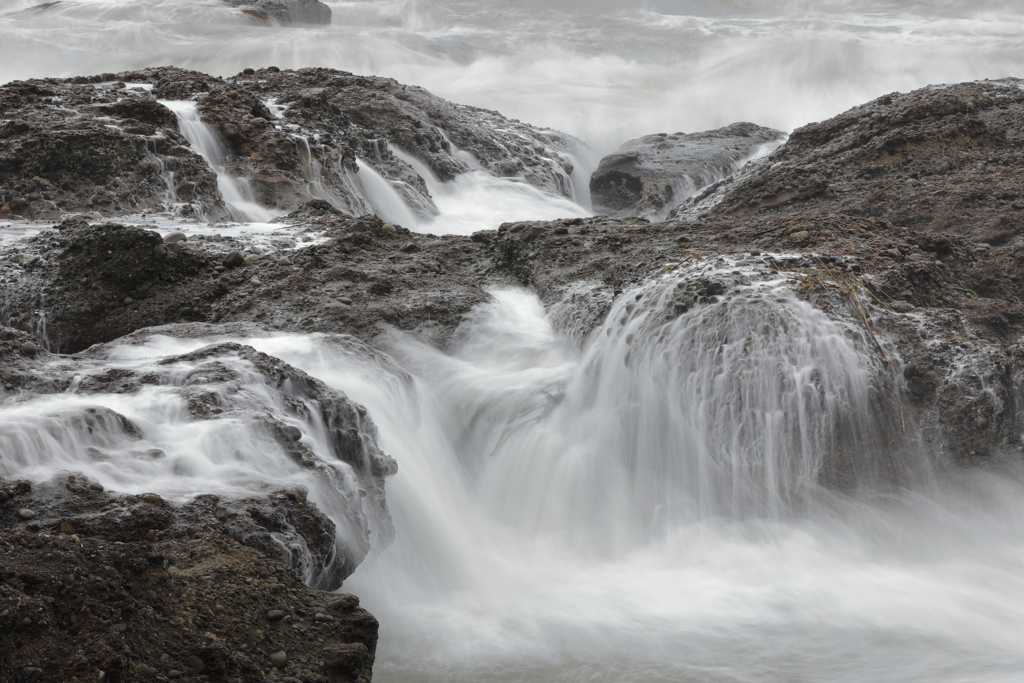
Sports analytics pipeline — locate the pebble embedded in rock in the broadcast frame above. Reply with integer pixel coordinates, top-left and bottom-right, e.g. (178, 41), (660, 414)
(314, 612), (334, 622)
(21, 341), (38, 355)
(268, 651), (288, 668)
(89, 481), (104, 491)
(18, 508), (37, 520)
(267, 609), (286, 621)
(164, 232), (187, 244)
(244, 254), (260, 262)
(134, 663), (155, 676)
(278, 257), (293, 267)
(183, 655), (205, 673)
(167, 671), (182, 680)
(223, 251), (245, 268)
(330, 593), (360, 611)
(789, 230), (809, 239)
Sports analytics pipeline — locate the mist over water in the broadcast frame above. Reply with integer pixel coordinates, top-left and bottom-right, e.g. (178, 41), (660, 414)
(2, 0), (1023, 154)
(4, 2), (1024, 681)
(3, 0), (1022, 229)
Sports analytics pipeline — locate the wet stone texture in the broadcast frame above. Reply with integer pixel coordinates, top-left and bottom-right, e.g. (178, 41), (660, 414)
(0, 479), (377, 683)
(7, 73), (1024, 680)
(0, 72), (224, 220)
(590, 122), (784, 219)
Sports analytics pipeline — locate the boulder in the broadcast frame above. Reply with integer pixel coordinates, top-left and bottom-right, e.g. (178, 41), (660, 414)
(228, 0), (332, 25)
(590, 122), (784, 219)
(0, 72), (224, 220)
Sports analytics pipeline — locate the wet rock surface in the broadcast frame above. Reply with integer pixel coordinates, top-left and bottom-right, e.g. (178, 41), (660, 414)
(191, 65), (581, 216)
(227, 0), (332, 25)
(0, 478), (378, 683)
(1, 331), (397, 581)
(0, 71), (224, 220)
(590, 122), (784, 219)
(1, 65), (582, 223)
(8, 73), (1024, 680)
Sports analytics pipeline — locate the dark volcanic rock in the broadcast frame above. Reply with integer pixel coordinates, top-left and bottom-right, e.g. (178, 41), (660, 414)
(0, 478), (379, 683)
(227, 0), (332, 25)
(190, 65), (581, 217)
(590, 122), (784, 219)
(34, 219), (212, 353)
(1, 65), (583, 224)
(9, 74), (1024, 682)
(1, 332), (397, 584)
(0, 71), (224, 220)
(673, 77), (1024, 232)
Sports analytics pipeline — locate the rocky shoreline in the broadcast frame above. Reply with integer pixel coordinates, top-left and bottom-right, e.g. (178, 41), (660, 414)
(5, 66), (1024, 682)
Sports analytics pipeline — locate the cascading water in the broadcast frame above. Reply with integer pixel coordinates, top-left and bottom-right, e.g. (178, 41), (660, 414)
(293, 135), (375, 216)
(0, 339), (394, 587)
(161, 100), (277, 223)
(355, 158), (425, 230)
(388, 145), (589, 235)
(5, 255), (1024, 681)
(5, 2), (1024, 681)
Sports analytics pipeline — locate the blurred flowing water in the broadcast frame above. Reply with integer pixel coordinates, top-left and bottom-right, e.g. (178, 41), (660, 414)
(3, 0), (1024, 228)
(3, 2), (1024, 681)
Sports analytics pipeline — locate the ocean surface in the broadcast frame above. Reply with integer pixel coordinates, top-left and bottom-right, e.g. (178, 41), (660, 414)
(3, 2), (1024, 681)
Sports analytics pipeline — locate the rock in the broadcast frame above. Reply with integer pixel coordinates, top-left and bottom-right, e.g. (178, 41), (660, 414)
(590, 122), (784, 219)
(0, 70), (224, 220)
(329, 594), (360, 612)
(903, 362), (919, 380)
(223, 251), (245, 268)
(244, 254), (260, 262)
(323, 642), (371, 682)
(20, 342), (38, 356)
(268, 650), (288, 668)
(789, 230), (809, 239)
(17, 509), (36, 520)
(190, 66), (579, 217)
(183, 655), (205, 673)
(15, 668), (42, 683)
(134, 663), (155, 676)
(164, 232), (187, 244)
(89, 481), (104, 492)
(313, 612), (334, 622)
(227, 0), (331, 25)
(278, 257), (293, 267)
(167, 671), (182, 680)
(399, 242), (420, 253)
(267, 609), (286, 622)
